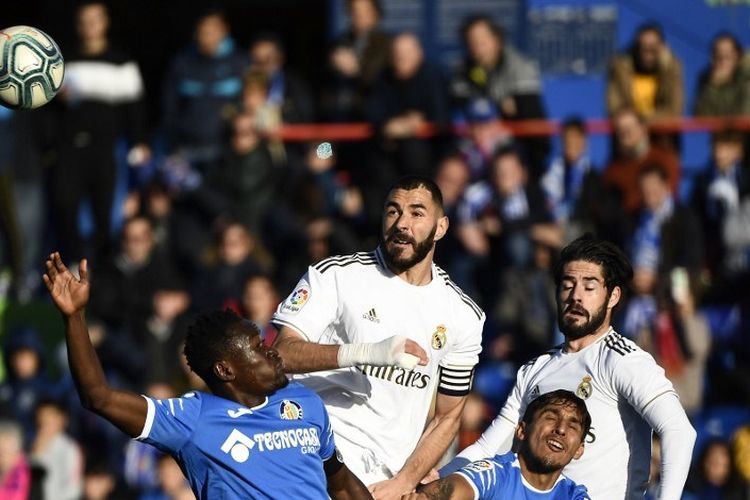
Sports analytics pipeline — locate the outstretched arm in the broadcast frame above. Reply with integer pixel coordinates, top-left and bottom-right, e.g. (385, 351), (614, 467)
(369, 393), (467, 499)
(324, 454), (373, 500)
(43, 253), (147, 438)
(273, 326), (428, 374)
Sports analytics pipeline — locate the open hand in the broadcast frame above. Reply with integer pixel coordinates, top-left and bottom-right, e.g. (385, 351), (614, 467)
(43, 253), (90, 317)
(369, 476), (414, 500)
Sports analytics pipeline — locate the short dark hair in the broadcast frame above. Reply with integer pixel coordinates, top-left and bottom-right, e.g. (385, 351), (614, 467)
(712, 127), (744, 146)
(712, 32), (743, 58)
(387, 175), (444, 214)
(562, 116), (587, 135)
(183, 310), (250, 385)
(638, 163), (670, 182)
(492, 143), (522, 165)
(461, 15), (504, 45)
(636, 22), (664, 42)
(522, 389), (591, 442)
(251, 31), (285, 54)
(554, 234), (633, 293)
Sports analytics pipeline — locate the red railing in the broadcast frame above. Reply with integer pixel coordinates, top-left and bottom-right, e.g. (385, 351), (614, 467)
(273, 116), (750, 141)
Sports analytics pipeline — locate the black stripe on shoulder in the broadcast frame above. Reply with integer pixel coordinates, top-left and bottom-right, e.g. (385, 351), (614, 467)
(317, 252), (377, 274)
(604, 336), (630, 356)
(435, 266), (483, 320)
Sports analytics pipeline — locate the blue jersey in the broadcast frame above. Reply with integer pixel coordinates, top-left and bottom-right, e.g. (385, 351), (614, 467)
(137, 382), (336, 499)
(455, 453), (590, 500)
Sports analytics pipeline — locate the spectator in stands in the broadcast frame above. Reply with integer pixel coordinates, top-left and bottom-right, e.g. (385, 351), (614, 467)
(161, 8), (247, 172)
(141, 455), (194, 500)
(685, 439), (747, 500)
(607, 23), (683, 120)
(0, 326), (54, 446)
(603, 108), (681, 216)
(89, 216), (182, 338)
(141, 283), (191, 385)
(629, 272), (711, 416)
(457, 146), (557, 302)
(241, 275), (280, 345)
(457, 97), (512, 181)
(450, 15), (550, 178)
(433, 154), (471, 273)
(692, 129), (750, 277)
(0, 420), (31, 500)
(208, 101), (276, 235)
(694, 32), (750, 117)
(53, 0), (150, 263)
(82, 463), (118, 500)
(629, 164), (703, 279)
(191, 222), (265, 311)
(30, 400), (83, 500)
(540, 117), (601, 241)
(0, 109), (49, 303)
(249, 32), (315, 123)
(491, 241), (558, 364)
(323, 0), (391, 121)
(368, 32), (448, 177)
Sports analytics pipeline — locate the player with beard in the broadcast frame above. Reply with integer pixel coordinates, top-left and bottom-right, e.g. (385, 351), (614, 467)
(441, 235), (695, 500)
(272, 176), (485, 499)
(42, 252), (370, 499)
(406, 390), (591, 499)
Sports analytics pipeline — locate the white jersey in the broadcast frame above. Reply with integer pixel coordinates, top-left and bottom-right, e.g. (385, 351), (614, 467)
(481, 328), (675, 500)
(272, 248), (485, 483)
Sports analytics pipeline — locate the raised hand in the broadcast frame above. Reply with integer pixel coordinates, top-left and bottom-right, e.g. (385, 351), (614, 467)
(43, 252), (90, 317)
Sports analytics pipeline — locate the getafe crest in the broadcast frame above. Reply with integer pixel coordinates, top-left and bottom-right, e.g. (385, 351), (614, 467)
(431, 325), (447, 350)
(279, 400), (303, 420)
(576, 376), (593, 399)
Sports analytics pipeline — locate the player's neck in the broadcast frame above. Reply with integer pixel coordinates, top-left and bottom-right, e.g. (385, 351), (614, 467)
(217, 387), (267, 409)
(82, 38), (108, 56)
(391, 256), (434, 286)
(517, 454), (560, 492)
(564, 322), (612, 353)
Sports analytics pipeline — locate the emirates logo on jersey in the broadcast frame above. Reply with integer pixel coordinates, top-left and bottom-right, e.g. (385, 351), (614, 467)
(357, 364), (431, 389)
(576, 376), (594, 399)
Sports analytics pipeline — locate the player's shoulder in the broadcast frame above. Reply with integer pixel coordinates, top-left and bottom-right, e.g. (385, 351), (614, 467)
(599, 329), (644, 359)
(434, 265), (485, 322)
(149, 390), (205, 417)
(520, 344), (563, 375)
(310, 250), (380, 275)
(558, 474), (591, 500)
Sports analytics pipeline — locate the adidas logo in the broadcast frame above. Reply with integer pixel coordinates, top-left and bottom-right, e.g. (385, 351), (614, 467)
(362, 308), (380, 323)
(530, 385), (540, 398)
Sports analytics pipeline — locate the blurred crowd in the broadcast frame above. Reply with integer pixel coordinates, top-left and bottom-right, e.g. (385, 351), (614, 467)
(1, 0), (750, 498)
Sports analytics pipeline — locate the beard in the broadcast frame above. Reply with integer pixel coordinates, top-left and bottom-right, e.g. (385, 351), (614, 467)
(381, 224), (437, 274)
(557, 295), (609, 341)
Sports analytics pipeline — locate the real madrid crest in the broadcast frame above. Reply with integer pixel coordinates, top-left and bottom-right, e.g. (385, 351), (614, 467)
(279, 400), (303, 420)
(576, 376), (593, 399)
(431, 325), (447, 350)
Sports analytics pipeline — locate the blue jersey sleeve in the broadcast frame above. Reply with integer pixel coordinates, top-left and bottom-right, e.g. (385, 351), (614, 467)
(571, 484), (591, 500)
(455, 457), (507, 498)
(136, 392), (202, 455)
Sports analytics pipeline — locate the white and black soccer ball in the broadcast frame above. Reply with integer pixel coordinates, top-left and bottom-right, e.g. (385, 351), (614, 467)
(0, 25), (64, 109)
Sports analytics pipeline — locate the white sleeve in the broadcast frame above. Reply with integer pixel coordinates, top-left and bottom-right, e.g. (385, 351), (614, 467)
(439, 310), (485, 396)
(641, 393), (696, 500)
(272, 265), (338, 342)
(610, 350), (677, 415)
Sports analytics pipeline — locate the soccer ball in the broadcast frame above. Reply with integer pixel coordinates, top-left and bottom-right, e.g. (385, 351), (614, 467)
(0, 25), (64, 109)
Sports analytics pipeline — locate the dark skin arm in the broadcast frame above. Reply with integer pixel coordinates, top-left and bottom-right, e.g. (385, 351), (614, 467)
(324, 455), (374, 500)
(401, 475), (474, 500)
(43, 253), (147, 438)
